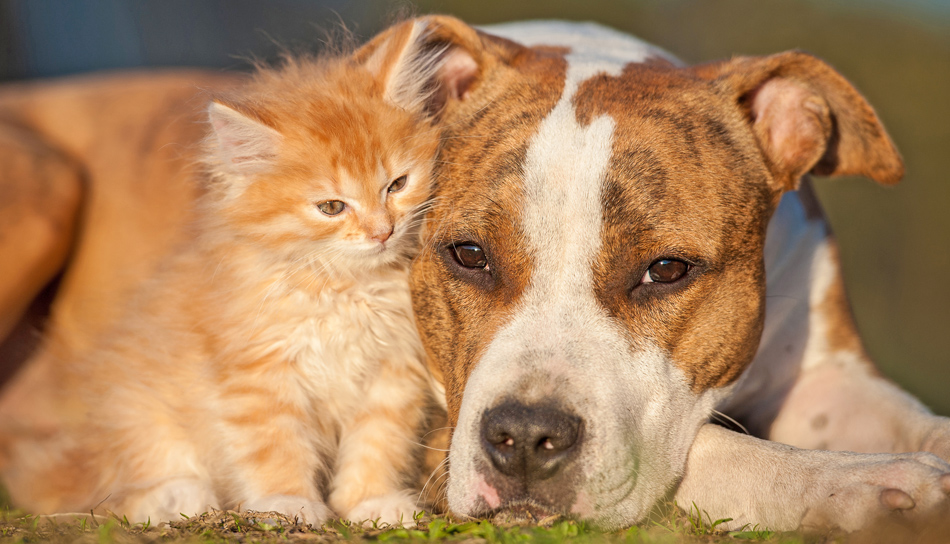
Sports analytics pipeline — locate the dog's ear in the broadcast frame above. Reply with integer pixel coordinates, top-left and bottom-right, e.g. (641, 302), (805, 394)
(353, 15), (483, 117)
(694, 51), (903, 191)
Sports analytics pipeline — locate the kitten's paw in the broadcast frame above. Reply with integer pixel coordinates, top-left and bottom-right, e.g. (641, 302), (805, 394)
(242, 495), (331, 527)
(344, 490), (420, 527)
(803, 452), (950, 532)
(130, 478), (218, 522)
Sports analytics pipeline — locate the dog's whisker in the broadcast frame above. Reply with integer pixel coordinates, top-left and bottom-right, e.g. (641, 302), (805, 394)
(418, 458), (451, 505)
(421, 426), (455, 438)
(409, 442), (450, 452)
(711, 410), (749, 435)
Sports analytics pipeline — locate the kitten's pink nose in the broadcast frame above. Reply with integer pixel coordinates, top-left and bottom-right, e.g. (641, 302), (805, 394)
(371, 226), (394, 244)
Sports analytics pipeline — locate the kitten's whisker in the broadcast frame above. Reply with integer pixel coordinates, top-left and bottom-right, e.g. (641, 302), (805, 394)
(416, 197), (462, 286)
(306, 248), (345, 289)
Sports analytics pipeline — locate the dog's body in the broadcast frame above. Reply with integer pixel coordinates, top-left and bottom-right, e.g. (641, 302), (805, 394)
(0, 70), (244, 437)
(1, 16), (949, 533)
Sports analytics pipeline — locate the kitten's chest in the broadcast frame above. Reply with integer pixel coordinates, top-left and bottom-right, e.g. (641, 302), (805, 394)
(261, 271), (421, 399)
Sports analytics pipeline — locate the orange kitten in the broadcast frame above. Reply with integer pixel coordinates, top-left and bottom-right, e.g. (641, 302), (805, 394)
(3, 24), (473, 526)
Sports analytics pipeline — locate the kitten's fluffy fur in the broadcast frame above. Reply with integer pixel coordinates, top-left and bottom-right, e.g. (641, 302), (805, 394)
(7, 26), (458, 525)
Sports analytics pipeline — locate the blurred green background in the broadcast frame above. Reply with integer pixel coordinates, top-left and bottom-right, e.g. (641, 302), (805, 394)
(2, 0), (948, 413)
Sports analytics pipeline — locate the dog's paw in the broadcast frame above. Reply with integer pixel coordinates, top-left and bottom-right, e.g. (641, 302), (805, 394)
(920, 417), (950, 463)
(803, 452), (950, 532)
(343, 490), (420, 527)
(242, 495), (331, 527)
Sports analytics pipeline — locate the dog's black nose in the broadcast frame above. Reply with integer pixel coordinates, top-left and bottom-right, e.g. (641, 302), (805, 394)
(480, 401), (582, 482)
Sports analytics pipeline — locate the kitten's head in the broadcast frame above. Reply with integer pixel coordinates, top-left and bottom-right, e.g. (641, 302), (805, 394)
(203, 23), (477, 274)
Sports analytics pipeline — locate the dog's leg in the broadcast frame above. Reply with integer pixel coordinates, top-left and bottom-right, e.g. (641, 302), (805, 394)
(765, 235), (950, 461)
(328, 360), (430, 526)
(721, 189), (950, 460)
(0, 125), (83, 346)
(0, 126), (83, 458)
(675, 424), (950, 532)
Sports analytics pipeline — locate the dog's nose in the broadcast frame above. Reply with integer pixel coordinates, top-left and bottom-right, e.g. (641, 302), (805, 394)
(480, 401), (582, 482)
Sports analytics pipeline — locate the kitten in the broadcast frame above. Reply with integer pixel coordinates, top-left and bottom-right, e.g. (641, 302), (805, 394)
(4, 23), (472, 526)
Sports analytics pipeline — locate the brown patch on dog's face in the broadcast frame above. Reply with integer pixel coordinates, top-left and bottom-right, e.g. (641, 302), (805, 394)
(573, 63), (776, 390)
(410, 35), (568, 424)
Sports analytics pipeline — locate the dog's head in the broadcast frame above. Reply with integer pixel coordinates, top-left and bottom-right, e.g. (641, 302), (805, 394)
(356, 16), (903, 527)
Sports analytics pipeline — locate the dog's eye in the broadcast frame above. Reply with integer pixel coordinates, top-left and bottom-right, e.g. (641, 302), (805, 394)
(317, 200), (346, 216)
(388, 175), (408, 194)
(641, 259), (689, 284)
(451, 243), (488, 269)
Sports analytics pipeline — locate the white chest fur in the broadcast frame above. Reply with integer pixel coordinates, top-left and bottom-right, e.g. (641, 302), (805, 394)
(219, 262), (424, 421)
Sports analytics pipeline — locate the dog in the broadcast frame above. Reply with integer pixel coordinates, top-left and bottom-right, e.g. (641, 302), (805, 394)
(375, 17), (950, 532)
(0, 15), (948, 533)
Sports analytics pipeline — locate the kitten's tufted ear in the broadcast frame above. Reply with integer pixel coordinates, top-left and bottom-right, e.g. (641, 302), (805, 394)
(354, 15), (482, 116)
(693, 51), (903, 192)
(207, 101), (282, 176)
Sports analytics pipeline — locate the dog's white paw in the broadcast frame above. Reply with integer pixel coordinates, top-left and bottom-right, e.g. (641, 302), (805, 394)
(343, 490), (420, 527)
(920, 417), (950, 463)
(804, 452), (950, 532)
(242, 495), (331, 526)
(131, 478), (218, 522)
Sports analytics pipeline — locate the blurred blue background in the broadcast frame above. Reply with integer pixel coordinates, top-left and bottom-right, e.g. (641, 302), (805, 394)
(1, 0), (948, 414)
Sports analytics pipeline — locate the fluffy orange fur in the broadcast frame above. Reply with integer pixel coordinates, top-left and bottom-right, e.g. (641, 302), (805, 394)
(4, 49), (446, 525)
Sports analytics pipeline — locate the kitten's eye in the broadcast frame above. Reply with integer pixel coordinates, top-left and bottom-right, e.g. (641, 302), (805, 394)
(316, 200), (346, 216)
(451, 243), (488, 269)
(640, 259), (689, 284)
(388, 175), (408, 194)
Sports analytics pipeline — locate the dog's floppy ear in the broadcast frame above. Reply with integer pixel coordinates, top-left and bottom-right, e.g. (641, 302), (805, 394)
(694, 51), (903, 191)
(353, 15), (483, 117)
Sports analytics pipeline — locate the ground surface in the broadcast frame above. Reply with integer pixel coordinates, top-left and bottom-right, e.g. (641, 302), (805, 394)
(0, 506), (800, 544)
(2, 485), (948, 543)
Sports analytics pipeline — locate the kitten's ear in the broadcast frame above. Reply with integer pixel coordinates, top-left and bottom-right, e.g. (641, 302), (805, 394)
(354, 16), (482, 116)
(207, 101), (282, 176)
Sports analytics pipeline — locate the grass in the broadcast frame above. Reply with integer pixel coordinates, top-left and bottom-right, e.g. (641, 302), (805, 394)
(7, 492), (946, 543)
(0, 502), (818, 544)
